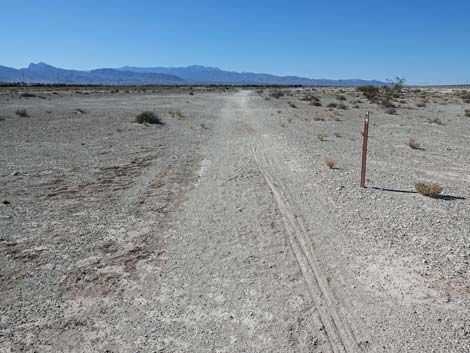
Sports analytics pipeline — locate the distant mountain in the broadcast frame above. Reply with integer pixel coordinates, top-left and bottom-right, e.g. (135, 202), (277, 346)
(0, 62), (183, 85)
(0, 62), (385, 86)
(119, 65), (385, 86)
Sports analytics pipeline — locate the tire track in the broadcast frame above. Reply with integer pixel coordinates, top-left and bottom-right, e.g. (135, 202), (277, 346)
(239, 89), (359, 353)
(251, 142), (359, 353)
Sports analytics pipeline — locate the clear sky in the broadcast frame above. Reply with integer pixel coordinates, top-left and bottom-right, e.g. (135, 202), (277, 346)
(1, 0), (469, 85)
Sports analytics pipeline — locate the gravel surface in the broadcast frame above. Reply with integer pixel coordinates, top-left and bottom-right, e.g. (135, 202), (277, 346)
(0, 87), (469, 352)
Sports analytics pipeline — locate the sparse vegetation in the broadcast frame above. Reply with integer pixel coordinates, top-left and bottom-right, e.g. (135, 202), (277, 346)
(270, 90), (285, 99)
(75, 108), (87, 114)
(324, 158), (336, 169)
(385, 107), (397, 115)
(327, 102), (338, 108)
(288, 101), (297, 108)
(20, 92), (37, 98)
(428, 117), (442, 125)
(135, 111), (162, 124)
(415, 182), (443, 197)
(408, 137), (420, 149)
(416, 102), (426, 107)
(317, 133), (328, 141)
(169, 110), (185, 119)
(465, 109), (470, 117)
(15, 109), (29, 117)
(337, 95), (347, 101)
(301, 94), (322, 106)
(337, 103), (348, 110)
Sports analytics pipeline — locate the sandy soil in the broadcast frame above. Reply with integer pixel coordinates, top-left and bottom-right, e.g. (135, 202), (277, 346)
(0, 86), (469, 352)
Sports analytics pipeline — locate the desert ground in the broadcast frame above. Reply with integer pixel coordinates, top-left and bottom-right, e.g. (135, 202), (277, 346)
(0, 85), (469, 352)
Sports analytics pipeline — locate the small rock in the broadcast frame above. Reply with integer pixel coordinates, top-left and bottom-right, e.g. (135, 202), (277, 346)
(2, 200), (10, 205)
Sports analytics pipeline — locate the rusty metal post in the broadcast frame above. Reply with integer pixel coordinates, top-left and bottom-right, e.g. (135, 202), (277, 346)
(360, 111), (370, 188)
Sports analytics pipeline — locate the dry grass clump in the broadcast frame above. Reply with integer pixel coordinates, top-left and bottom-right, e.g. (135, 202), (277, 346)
(326, 102), (338, 108)
(135, 111), (162, 124)
(415, 182), (442, 197)
(416, 102), (426, 107)
(15, 109), (29, 117)
(408, 137), (420, 149)
(169, 110), (185, 119)
(324, 158), (336, 169)
(337, 103), (348, 110)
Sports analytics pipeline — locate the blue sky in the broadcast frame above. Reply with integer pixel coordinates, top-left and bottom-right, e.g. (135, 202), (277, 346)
(1, 0), (469, 84)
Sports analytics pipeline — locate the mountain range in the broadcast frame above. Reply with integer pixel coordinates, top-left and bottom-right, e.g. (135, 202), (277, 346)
(0, 62), (385, 86)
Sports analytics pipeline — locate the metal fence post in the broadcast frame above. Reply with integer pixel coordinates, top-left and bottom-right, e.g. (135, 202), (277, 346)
(360, 111), (370, 188)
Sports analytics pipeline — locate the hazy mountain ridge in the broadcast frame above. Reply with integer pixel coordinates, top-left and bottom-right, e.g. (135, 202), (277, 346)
(0, 62), (385, 86)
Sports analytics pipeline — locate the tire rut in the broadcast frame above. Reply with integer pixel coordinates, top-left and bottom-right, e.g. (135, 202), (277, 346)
(242, 94), (359, 353)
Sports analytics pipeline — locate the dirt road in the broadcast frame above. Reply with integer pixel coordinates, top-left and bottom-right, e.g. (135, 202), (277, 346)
(1, 88), (469, 352)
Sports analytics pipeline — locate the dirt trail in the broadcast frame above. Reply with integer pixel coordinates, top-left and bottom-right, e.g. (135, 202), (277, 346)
(2, 88), (468, 352)
(152, 91), (359, 352)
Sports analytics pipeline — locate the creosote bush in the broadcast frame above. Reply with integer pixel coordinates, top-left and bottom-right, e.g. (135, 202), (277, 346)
(415, 182), (442, 197)
(270, 90), (285, 99)
(301, 94), (322, 106)
(324, 158), (336, 169)
(135, 111), (162, 124)
(15, 109), (29, 117)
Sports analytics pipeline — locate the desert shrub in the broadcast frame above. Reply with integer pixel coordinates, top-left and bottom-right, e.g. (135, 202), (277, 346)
(317, 133), (328, 141)
(416, 102), (426, 107)
(357, 86), (381, 101)
(428, 117), (442, 125)
(15, 109), (29, 117)
(465, 109), (470, 117)
(288, 101), (297, 108)
(270, 90), (285, 99)
(337, 103), (348, 110)
(327, 102), (338, 108)
(324, 158), (336, 169)
(135, 111), (162, 124)
(380, 98), (396, 108)
(337, 95), (347, 101)
(415, 182), (442, 197)
(358, 77), (405, 103)
(301, 94), (322, 106)
(457, 90), (470, 102)
(169, 110), (185, 119)
(385, 107), (397, 115)
(408, 137), (420, 149)
(75, 108), (87, 114)
(20, 92), (37, 98)
(334, 132), (342, 138)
